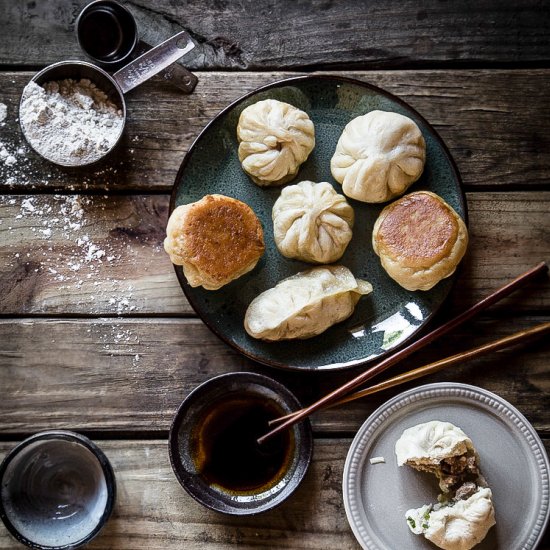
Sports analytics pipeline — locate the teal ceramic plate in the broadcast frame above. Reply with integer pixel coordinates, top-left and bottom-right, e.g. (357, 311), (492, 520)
(170, 75), (467, 371)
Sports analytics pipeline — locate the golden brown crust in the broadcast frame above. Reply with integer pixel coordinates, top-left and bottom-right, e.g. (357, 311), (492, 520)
(374, 192), (459, 269)
(372, 191), (468, 291)
(164, 194), (265, 290)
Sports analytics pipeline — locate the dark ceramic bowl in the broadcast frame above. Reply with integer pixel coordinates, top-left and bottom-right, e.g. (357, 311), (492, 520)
(169, 372), (313, 515)
(0, 431), (116, 549)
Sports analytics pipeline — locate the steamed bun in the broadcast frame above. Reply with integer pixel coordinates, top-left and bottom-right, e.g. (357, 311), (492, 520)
(395, 420), (474, 467)
(405, 488), (496, 550)
(272, 180), (354, 264)
(330, 110), (426, 203)
(237, 99), (315, 186)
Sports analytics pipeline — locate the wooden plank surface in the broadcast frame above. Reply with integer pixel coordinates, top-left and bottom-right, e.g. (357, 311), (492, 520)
(1, 316), (548, 435)
(2, 1), (549, 548)
(1, 1), (549, 70)
(0, 192), (548, 316)
(0, 440), (384, 550)
(1, 439), (549, 549)
(1, 70), (550, 193)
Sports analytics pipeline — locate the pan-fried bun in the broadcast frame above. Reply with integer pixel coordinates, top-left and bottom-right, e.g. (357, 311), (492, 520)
(164, 194), (265, 290)
(372, 191), (468, 291)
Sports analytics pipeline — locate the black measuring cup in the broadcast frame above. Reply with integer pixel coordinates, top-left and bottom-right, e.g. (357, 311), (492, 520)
(76, 0), (197, 93)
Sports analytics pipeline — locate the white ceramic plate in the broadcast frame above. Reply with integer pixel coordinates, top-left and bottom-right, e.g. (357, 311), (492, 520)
(343, 382), (550, 550)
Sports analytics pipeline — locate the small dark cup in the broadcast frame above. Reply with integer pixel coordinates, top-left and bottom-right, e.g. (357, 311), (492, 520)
(76, 0), (138, 68)
(0, 431), (116, 549)
(169, 372), (313, 515)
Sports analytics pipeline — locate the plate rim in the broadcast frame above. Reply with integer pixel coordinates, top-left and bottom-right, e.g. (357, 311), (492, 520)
(342, 381), (550, 550)
(169, 74), (468, 371)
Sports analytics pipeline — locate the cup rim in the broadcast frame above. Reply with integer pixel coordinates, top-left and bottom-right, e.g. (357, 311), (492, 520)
(0, 430), (116, 550)
(75, 0), (138, 67)
(168, 371), (313, 515)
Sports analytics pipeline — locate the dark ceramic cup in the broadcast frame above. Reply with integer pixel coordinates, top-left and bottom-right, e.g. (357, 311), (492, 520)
(76, 0), (138, 68)
(75, 0), (198, 93)
(169, 372), (313, 515)
(0, 431), (116, 549)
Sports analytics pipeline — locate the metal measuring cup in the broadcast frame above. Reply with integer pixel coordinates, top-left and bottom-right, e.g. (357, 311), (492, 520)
(75, 0), (198, 94)
(19, 31), (194, 167)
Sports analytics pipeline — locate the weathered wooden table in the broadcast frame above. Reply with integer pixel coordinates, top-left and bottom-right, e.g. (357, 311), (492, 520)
(1, 1), (549, 548)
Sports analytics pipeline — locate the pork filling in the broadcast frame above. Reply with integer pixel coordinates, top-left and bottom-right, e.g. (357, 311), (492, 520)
(407, 449), (480, 493)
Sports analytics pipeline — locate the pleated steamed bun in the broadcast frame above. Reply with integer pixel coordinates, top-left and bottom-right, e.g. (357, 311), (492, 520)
(237, 99), (315, 186)
(272, 180), (354, 264)
(331, 110), (426, 203)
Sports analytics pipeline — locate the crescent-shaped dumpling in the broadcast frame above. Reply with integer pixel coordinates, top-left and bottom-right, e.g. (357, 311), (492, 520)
(244, 265), (372, 340)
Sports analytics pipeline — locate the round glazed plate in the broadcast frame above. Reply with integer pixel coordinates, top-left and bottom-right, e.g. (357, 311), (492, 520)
(343, 382), (550, 550)
(170, 75), (466, 370)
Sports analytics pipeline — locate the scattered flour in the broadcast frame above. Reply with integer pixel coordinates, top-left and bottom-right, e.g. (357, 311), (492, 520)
(0, 195), (166, 315)
(0, 140), (19, 167)
(19, 79), (124, 166)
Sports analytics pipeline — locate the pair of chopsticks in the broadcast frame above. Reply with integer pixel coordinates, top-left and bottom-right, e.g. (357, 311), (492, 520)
(257, 262), (548, 445)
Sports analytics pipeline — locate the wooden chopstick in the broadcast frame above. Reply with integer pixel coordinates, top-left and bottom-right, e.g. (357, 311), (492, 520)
(267, 321), (550, 427)
(257, 261), (547, 445)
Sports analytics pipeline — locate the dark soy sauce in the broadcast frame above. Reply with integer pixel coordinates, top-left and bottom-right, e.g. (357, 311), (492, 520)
(191, 395), (293, 493)
(79, 8), (124, 60)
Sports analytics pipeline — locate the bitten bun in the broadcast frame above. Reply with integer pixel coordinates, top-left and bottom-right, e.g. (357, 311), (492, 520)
(397, 421), (496, 550)
(395, 420), (474, 468)
(164, 194), (265, 290)
(372, 191), (468, 291)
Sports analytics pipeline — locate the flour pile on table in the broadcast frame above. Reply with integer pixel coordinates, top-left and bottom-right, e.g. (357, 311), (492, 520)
(20, 79), (124, 165)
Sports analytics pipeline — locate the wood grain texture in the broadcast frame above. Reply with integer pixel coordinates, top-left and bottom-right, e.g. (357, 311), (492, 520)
(1, 70), (549, 193)
(0, 192), (548, 316)
(0, 440), (365, 550)
(1, 0), (549, 69)
(0, 439), (549, 549)
(0, 316), (548, 435)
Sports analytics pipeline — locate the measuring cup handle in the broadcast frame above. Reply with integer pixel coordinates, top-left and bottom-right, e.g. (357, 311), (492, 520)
(113, 31), (195, 94)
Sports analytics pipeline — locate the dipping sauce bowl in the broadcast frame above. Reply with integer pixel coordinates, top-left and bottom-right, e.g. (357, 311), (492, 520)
(0, 431), (116, 549)
(169, 372), (313, 515)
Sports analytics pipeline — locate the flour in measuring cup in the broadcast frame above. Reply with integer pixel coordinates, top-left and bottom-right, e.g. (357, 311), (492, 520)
(20, 79), (124, 165)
